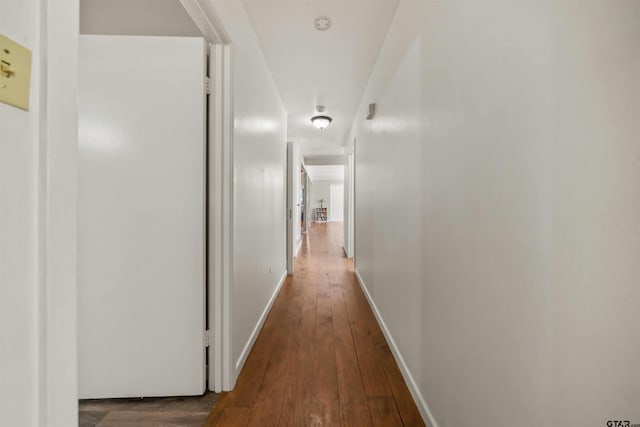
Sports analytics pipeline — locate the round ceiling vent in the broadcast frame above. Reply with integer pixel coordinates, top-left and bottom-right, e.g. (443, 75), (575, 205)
(314, 16), (331, 31)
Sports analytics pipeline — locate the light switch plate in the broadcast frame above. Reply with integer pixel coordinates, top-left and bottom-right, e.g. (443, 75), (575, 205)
(0, 34), (32, 111)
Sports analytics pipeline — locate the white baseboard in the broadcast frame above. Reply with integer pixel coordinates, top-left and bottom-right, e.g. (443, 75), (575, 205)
(294, 238), (302, 257)
(354, 268), (439, 427)
(235, 270), (287, 374)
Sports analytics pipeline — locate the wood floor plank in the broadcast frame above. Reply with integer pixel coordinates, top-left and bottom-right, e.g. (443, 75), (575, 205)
(367, 397), (404, 427)
(277, 267), (318, 426)
(246, 280), (303, 426)
(380, 348), (426, 427)
(309, 277), (339, 426)
(342, 282), (393, 398)
(79, 392), (220, 427)
(205, 222), (423, 427)
(79, 392), (219, 413)
(340, 404), (373, 427)
(330, 286), (369, 408)
(216, 407), (253, 427)
(95, 410), (209, 427)
(204, 392), (232, 426)
(227, 282), (292, 407)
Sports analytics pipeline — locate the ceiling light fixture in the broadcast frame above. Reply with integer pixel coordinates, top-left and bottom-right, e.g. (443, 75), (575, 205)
(311, 115), (332, 130)
(311, 106), (332, 130)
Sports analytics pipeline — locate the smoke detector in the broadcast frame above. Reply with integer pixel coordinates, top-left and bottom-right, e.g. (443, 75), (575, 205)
(314, 16), (331, 31)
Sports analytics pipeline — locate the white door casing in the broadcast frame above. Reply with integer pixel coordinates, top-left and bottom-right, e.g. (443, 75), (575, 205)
(347, 152), (355, 257)
(286, 141), (294, 274)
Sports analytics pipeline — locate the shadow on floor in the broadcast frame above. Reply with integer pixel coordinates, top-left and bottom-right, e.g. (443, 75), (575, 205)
(79, 391), (219, 427)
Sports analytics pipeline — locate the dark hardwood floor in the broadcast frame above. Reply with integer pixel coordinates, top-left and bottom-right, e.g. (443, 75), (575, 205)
(206, 222), (424, 426)
(79, 392), (219, 427)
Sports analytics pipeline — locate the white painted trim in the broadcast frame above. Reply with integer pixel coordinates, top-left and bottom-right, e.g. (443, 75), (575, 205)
(286, 141), (295, 274)
(221, 44), (235, 391)
(354, 268), (439, 427)
(179, 0), (230, 44)
(234, 271), (287, 374)
(295, 238), (302, 257)
(209, 43), (224, 393)
(39, 1), (79, 425)
(181, 1), (233, 392)
(345, 151), (355, 259)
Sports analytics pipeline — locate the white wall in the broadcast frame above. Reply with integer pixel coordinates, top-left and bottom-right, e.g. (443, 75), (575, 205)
(309, 179), (344, 222)
(349, 1), (640, 426)
(0, 3), (41, 424)
(212, 1), (287, 381)
(0, 0), (78, 425)
(329, 183), (344, 222)
(80, 0), (201, 37)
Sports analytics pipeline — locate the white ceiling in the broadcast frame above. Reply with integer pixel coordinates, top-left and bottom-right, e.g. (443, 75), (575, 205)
(305, 165), (345, 182)
(243, 0), (399, 160)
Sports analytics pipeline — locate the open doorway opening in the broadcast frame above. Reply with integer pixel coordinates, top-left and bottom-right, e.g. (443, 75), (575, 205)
(305, 164), (345, 224)
(78, 33), (208, 399)
(329, 183), (344, 222)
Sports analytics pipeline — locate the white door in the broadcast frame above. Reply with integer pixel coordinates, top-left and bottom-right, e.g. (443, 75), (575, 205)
(78, 35), (207, 399)
(330, 184), (344, 222)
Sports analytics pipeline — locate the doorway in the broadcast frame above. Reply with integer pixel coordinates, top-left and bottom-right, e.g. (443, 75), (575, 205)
(77, 0), (234, 405)
(329, 183), (344, 222)
(78, 34), (207, 399)
(301, 167), (308, 234)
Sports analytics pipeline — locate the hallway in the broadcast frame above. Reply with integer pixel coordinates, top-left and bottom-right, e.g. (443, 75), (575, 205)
(206, 222), (423, 426)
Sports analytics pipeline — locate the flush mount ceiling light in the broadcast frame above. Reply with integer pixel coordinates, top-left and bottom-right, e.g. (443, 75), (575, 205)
(311, 115), (332, 129)
(314, 16), (331, 31)
(311, 106), (332, 129)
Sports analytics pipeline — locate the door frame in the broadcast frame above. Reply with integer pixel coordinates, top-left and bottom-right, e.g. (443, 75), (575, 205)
(346, 150), (355, 258)
(180, 0), (234, 392)
(26, 1), (233, 423)
(286, 141), (295, 274)
(40, 2), (81, 424)
(300, 166), (308, 235)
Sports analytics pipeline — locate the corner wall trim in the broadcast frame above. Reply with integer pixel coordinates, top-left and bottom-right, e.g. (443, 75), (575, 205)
(234, 270), (287, 373)
(179, 0), (230, 44)
(294, 239), (302, 257)
(354, 268), (439, 427)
